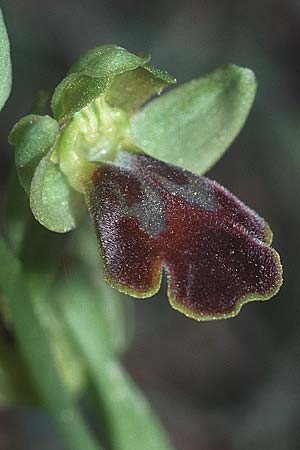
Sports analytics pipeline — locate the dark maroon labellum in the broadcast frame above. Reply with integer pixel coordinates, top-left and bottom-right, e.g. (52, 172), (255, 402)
(86, 151), (282, 320)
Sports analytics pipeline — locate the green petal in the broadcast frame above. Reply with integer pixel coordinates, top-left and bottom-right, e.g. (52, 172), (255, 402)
(131, 64), (257, 175)
(30, 152), (82, 233)
(52, 44), (176, 122)
(68, 44), (149, 78)
(51, 72), (110, 123)
(9, 114), (59, 193)
(0, 8), (12, 111)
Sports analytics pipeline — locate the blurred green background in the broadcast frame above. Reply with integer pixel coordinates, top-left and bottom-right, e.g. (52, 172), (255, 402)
(0, 1), (299, 449)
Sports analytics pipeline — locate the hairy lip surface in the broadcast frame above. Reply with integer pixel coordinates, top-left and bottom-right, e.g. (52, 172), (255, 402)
(86, 151), (282, 321)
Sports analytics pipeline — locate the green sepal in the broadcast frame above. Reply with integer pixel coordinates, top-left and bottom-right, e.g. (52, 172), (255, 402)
(131, 64), (257, 175)
(9, 114), (59, 193)
(52, 44), (176, 123)
(30, 151), (82, 233)
(0, 8), (12, 111)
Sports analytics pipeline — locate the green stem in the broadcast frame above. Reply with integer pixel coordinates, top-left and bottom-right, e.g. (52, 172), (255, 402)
(0, 238), (104, 450)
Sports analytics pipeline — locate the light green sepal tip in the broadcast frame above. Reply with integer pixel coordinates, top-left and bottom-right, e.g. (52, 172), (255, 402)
(131, 64), (256, 175)
(30, 151), (82, 233)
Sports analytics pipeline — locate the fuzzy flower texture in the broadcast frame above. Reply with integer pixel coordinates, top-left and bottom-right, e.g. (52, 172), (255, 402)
(9, 45), (282, 321)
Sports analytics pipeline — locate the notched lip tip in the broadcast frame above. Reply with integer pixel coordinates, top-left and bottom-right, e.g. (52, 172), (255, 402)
(167, 273), (284, 322)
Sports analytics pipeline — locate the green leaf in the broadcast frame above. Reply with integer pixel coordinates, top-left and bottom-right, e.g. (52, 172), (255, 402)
(131, 64), (257, 175)
(30, 153), (82, 233)
(0, 8), (12, 110)
(9, 114), (59, 193)
(0, 232), (86, 405)
(32, 297), (87, 399)
(59, 275), (174, 450)
(0, 236), (103, 450)
(52, 44), (176, 122)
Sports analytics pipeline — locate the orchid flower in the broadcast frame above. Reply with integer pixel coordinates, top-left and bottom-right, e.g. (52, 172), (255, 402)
(9, 45), (282, 321)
